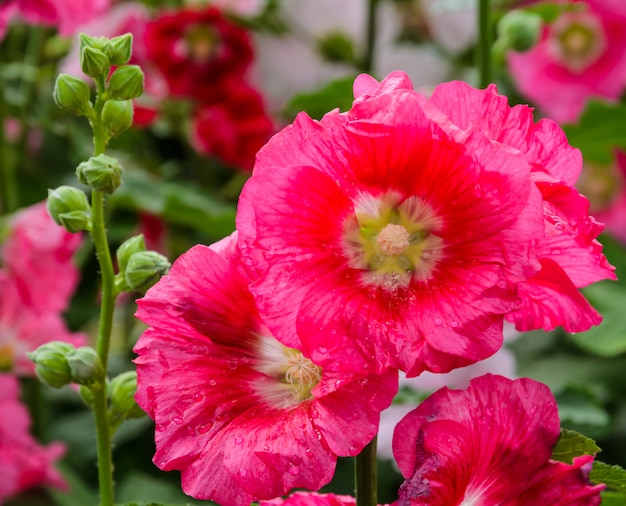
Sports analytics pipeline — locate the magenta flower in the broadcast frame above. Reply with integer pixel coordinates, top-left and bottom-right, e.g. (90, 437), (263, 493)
(237, 71), (610, 377)
(260, 492), (360, 506)
(134, 234), (397, 505)
(0, 374), (66, 503)
(392, 374), (604, 505)
(507, 0), (626, 123)
(0, 0), (109, 40)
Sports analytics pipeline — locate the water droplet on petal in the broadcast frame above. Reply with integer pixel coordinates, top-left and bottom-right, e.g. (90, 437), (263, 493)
(209, 379), (217, 386)
(172, 416), (183, 425)
(198, 422), (213, 434)
(234, 435), (244, 444)
(193, 393), (203, 402)
(434, 318), (443, 326)
(318, 346), (328, 354)
(156, 423), (166, 432)
(310, 408), (319, 419)
(239, 468), (247, 477)
(450, 320), (459, 328)
(289, 463), (301, 475)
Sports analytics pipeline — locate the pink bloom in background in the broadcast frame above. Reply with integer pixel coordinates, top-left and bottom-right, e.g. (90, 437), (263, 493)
(237, 70), (610, 378)
(260, 492), (361, 506)
(190, 81), (274, 169)
(134, 234), (397, 505)
(1, 202), (83, 314)
(0, 0), (109, 40)
(507, 0), (626, 123)
(392, 374), (604, 505)
(144, 6), (253, 101)
(0, 374), (66, 503)
(420, 80), (615, 332)
(184, 0), (266, 18)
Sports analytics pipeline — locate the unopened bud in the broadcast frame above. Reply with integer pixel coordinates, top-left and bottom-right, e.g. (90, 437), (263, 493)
(66, 346), (104, 386)
(110, 371), (145, 419)
(53, 74), (92, 117)
(106, 33), (133, 66)
(28, 342), (75, 388)
(76, 154), (123, 194)
(317, 31), (355, 64)
(81, 46), (110, 77)
(107, 65), (144, 100)
(497, 10), (542, 52)
(125, 251), (170, 293)
(47, 186), (91, 232)
(117, 234), (146, 274)
(102, 99), (133, 140)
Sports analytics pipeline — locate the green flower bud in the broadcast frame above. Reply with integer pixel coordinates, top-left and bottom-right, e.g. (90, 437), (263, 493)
(76, 154), (123, 194)
(125, 251), (170, 293)
(117, 234), (146, 274)
(53, 74), (92, 117)
(101, 99), (133, 140)
(107, 65), (144, 100)
(78, 384), (95, 408)
(497, 10), (542, 52)
(81, 46), (110, 77)
(106, 33), (133, 66)
(317, 31), (356, 64)
(47, 186), (91, 232)
(109, 371), (145, 419)
(66, 346), (104, 386)
(28, 341), (75, 388)
(79, 33), (108, 53)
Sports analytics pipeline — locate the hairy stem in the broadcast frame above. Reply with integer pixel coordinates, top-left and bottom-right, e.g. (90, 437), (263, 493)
(355, 436), (378, 506)
(478, 0), (493, 88)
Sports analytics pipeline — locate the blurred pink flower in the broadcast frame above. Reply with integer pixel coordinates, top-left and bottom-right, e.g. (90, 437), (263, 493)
(184, 0), (266, 18)
(393, 374), (604, 505)
(260, 492), (371, 506)
(0, 0), (109, 40)
(134, 234), (397, 505)
(507, 0), (626, 123)
(0, 374), (66, 503)
(1, 202), (83, 314)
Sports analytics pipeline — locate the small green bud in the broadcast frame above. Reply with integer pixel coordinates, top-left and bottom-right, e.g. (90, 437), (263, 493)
(107, 65), (144, 100)
(76, 154), (123, 194)
(109, 371), (145, 419)
(316, 31), (356, 64)
(53, 74), (92, 116)
(117, 234), (146, 274)
(79, 33), (97, 52)
(47, 186), (91, 232)
(28, 341), (75, 388)
(125, 251), (170, 293)
(106, 33), (133, 66)
(66, 346), (104, 385)
(497, 10), (542, 52)
(78, 384), (95, 408)
(81, 46), (110, 77)
(102, 99), (133, 140)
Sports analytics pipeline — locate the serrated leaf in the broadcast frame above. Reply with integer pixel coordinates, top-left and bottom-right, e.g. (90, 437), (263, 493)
(551, 428), (600, 464)
(283, 75), (357, 120)
(562, 101), (626, 165)
(591, 461), (626, 495)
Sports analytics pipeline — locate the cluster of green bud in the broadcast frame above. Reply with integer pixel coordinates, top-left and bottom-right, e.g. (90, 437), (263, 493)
(53, 32), (144, 144)
(47, 186), (92, 232)
(115, 234), (171, 294)
(76, 154), (124, 194)
(109, 371), (145, 423)
(28, 342), (104, 388)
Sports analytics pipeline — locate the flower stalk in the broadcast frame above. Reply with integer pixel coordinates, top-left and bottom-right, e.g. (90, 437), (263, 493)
(355, 437), (377, 506)
(478, 0), (493, 88)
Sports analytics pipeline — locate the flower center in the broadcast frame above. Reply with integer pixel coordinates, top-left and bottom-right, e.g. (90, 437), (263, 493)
(178, 24), (219, 63)
(253, 335), (322, 409)
(0, 342), (14, 371)
(343, 191), (444, 291)
(577, 161), (624, 211)
(549, 13), (606, 73)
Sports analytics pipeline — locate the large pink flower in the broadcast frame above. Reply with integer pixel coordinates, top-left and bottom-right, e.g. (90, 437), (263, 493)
(237, 71), (609, 377)
(419, 80), (615, 332)
(507, 0), (626, 123)
(392, 374), (604, 505)
(0, 374), (66, 503)
(0, 0), (109, 40)
(1, 202), (83, 314)
(134, 234), (397, 505)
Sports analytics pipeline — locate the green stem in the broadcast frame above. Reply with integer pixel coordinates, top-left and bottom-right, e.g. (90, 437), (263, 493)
(361, 0), (380, 72)
(92, 382), (115, 506)
(478, 0), (493, 88)
(89, 75), (117, 506)
(355, 436), (377, 506)
(0, 88), (18, 214)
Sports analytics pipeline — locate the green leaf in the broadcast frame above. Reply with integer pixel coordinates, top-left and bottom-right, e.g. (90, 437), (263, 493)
(568, 307), (626, 357)
(551, 428), (600, 464)
(591, 461), (626, 495)
(283, 75), (357, 120)
(600, 491), (626, 505)
(521, 1), (583, 23)
(562, 101), (626, 165)
(555, 386), (609, 429)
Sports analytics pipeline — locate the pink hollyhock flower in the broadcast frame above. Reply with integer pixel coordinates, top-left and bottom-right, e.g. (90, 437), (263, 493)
(237, 71), (611, 377)
(507, 0), (626, 123)
(190, 81), (274, 169)
(133, 233), (397, 505)
(184, 0), (266, 18)
(418, 79), (615, 332)
(144, 6), (253, 101)
(392, 374), (604, 505)
(1, 202), (83, 314)
(0, 0), (109, 40)
(0, 271), (86, 375)
(0, 374), (66, 503)
(260, 492), (362, 506)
